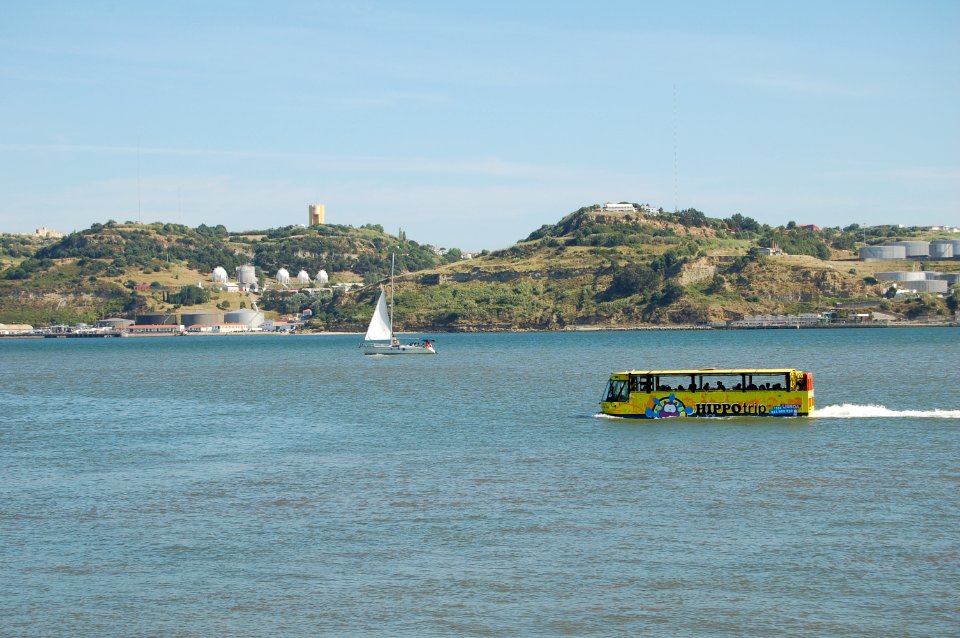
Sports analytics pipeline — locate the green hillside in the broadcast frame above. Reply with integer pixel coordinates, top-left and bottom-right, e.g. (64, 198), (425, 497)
(315, 207), (959, 331)
(0, 221), (448, 324)
(1, 210), (957, 328)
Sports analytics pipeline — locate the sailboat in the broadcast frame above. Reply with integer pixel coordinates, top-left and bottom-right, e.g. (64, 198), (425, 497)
(360, 254), (437, 355)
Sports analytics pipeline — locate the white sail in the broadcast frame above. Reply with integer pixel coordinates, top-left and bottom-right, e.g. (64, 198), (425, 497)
(364, 289), (393, 341)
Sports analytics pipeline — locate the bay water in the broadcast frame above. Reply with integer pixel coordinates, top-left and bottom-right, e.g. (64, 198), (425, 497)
(1, 328), (958, 636)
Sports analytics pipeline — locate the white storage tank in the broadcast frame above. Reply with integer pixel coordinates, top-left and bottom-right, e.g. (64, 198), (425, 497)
(930, 241), (955, 259)
(904, 279), (948, 293)
(316, 269), (329, 286)
(276, 268), (290, 284)
(876, 271), (927, 282)
(212, 266), (228, 283)
(236, 264), (257, 285)
(297, 269), (311, 283)
(892, 240), (930, 258)
(224, 309), (265, 329)
(859, 245), (906, 261)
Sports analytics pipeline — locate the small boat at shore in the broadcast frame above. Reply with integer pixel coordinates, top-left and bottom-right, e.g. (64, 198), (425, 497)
(600, 368), (814, 418)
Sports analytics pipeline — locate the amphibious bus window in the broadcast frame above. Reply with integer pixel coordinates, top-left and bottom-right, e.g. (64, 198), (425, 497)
(629, 374), (653, 393)
(748, 373), (791, 390)
(603, 379), (629, 402)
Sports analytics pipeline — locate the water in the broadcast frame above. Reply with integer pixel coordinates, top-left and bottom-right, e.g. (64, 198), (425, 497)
(1, 328), (957, 637)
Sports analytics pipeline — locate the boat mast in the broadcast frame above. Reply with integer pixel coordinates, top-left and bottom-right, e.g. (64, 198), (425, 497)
(389, 251), (395, 337)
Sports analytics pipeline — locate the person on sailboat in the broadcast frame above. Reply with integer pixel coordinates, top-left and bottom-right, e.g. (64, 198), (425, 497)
(391, 336), (400, 346)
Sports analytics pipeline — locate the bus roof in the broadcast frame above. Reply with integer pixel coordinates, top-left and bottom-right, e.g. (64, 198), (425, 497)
(612, 368), (800, 376)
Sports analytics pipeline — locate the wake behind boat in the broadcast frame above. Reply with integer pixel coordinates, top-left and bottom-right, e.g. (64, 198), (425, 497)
(359, 253), (436, 356)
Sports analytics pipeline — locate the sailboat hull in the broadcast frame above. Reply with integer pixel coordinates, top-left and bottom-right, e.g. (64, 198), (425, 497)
(361, 342), (437, 355)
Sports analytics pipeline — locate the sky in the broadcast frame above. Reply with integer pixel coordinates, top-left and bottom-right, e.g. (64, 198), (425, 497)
(0, 1), (957, 251)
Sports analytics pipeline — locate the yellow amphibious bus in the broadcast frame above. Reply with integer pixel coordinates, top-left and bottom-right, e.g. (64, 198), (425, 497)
(600, 368), (814, 418)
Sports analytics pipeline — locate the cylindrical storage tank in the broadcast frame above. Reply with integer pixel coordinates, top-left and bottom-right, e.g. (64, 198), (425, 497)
(137, 312), (179, 325)
(932, 273), (960, 285)
(224, 309), (265, 329)
(276, 268), (290, 284)
(950, 240), (960, 257)
(930, 241), (955, 259)
(876, 271), (927, 282)
(181, 311), (223, 327)
(905, 279), (948, 293)
(236, 264), (257, 285)
(892, 240), (930, 257)
(297, 269), (311, 283)
(859, 245), (906, 261)
(316, 269), (329, 285)
(212, 266), (228, 282)
(97, 317), (135, 328)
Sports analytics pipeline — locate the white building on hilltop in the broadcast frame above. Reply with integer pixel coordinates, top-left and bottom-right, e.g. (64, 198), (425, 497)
(601, 202), (636, 213)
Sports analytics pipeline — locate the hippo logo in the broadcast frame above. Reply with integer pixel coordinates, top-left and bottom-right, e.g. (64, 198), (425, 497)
(645, 394), (695, 419)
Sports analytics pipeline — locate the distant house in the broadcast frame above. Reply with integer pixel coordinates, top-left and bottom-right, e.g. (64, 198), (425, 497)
(601, 202), (636, 213)
(759, 243), (784, 257)
(798, 224), (821, 232)
(33, 227), (64, 239)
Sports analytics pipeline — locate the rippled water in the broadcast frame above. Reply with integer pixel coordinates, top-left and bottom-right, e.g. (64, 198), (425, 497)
(1, 328), (958, 636)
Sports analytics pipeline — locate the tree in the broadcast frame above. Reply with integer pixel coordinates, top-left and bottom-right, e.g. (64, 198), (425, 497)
(659, 282), (685, 305)
(607, 263), (661, 298)
(706, 274), (727, 294)
(724, 213), (761, 233)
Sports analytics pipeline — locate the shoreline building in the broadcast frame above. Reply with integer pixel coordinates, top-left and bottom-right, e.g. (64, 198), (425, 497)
(309, 204), (325, 226)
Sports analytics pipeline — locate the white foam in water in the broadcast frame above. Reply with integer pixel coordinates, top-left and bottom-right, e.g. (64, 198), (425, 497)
(592, 412), (623, 420)
(814, 404), (960, 419)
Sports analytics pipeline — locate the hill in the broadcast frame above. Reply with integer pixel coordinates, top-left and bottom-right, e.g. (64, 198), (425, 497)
(1, 210), (957, 328)
(0, 221), (450, 324)
(315, 207), (959, 331)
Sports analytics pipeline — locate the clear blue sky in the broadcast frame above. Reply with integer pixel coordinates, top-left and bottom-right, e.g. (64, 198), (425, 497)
(1, 1), (957, 250)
